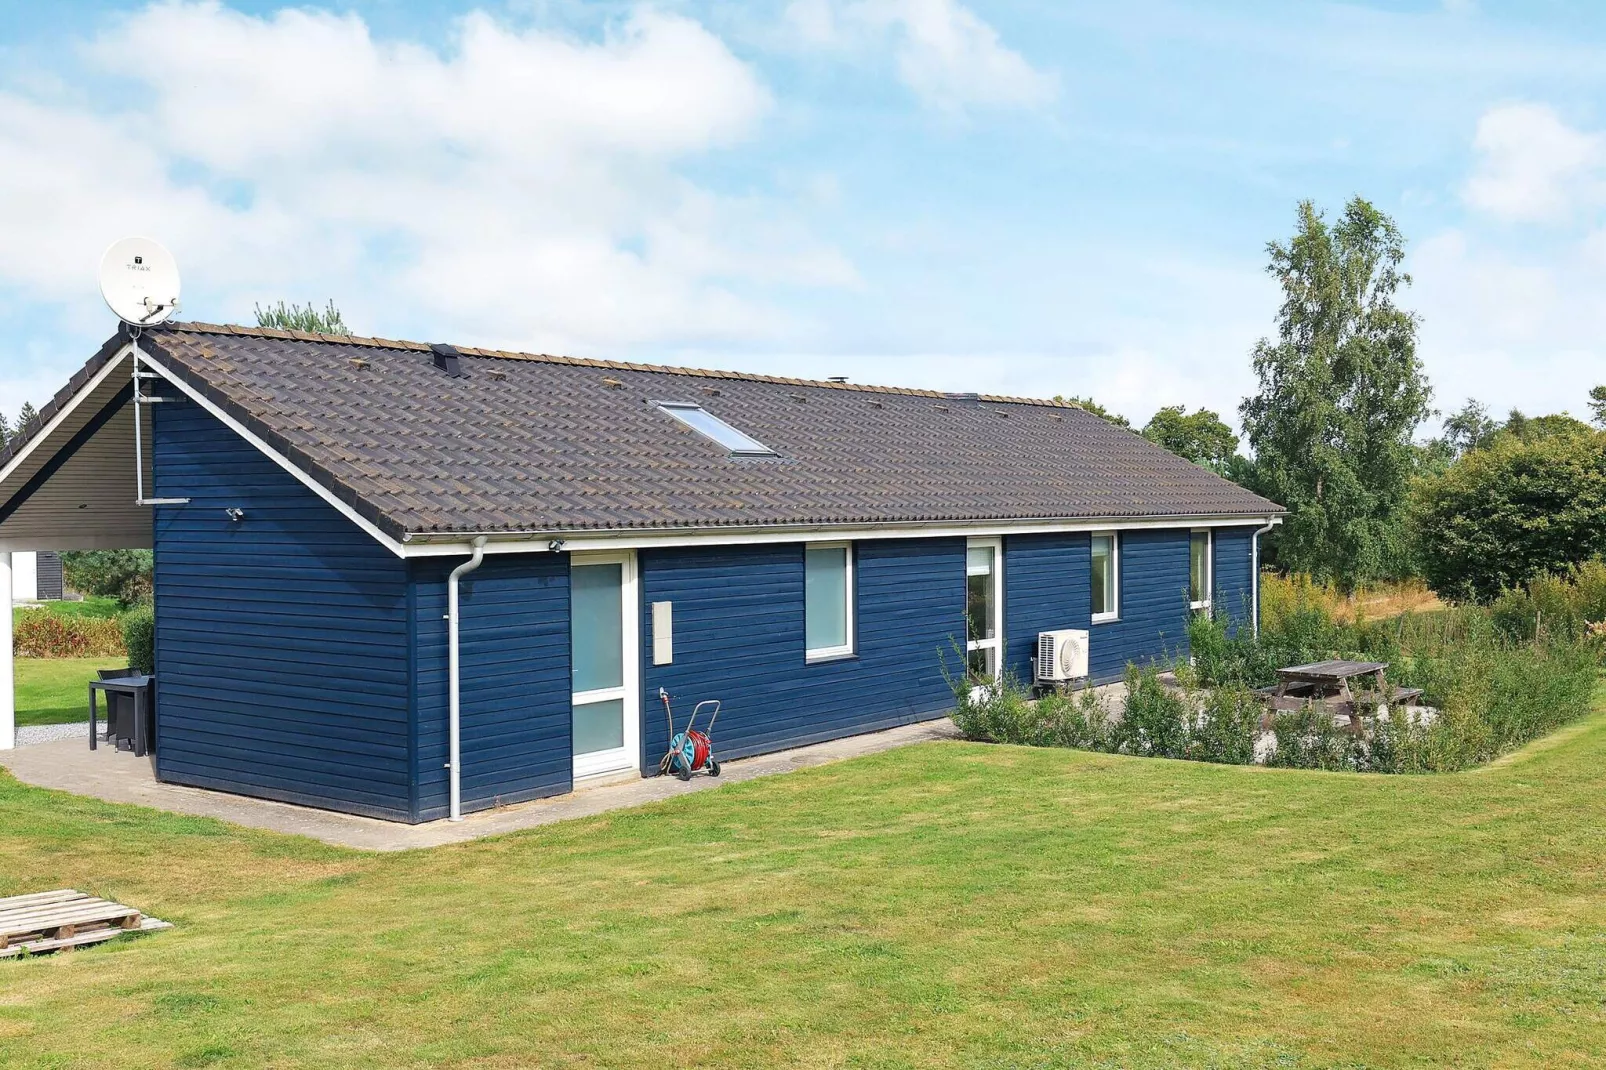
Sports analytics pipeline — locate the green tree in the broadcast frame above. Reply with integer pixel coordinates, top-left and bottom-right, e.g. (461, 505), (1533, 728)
(1239, 197), (1432, 590)
(1055, 395), (1132, 429)
(1500, 409), (1593, 442)
(254, 299), (349, 335)
(0, 410), (13, 447)
(1141, 405), (1240, 474)
(1590, 385), (1606, 428)
(16, 401), (38, 432)
(1438, 399), (1500, 459)
(1412, 429), (1606, 603)
(60, 550), (154, 607)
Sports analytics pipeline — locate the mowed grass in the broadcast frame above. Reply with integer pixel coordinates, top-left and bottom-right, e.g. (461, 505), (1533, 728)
(1, 688), (1603, 1068)
(15, 656), (128, 727)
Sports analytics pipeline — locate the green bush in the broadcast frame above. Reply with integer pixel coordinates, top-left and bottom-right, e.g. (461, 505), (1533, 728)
(949, 670), (1115, 751)
(13, 609), (126, 658)
(60, 550), (153, 606)
(1113, 664), (1189, 758)
(1189, 572), (1602, 773)
(1187, 684), (1261, 765)
(1488, 558), (1606, 642)
(1411, 429), (1606, 604)
(120, 605), (155, 675)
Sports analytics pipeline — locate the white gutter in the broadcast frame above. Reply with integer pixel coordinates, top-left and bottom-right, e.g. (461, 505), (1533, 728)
(1251, 518), (1279, 638)
(446, 535), (488, 821)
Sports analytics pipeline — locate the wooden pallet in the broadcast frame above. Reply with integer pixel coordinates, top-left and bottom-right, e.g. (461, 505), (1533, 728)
(0, 889), (170, 958)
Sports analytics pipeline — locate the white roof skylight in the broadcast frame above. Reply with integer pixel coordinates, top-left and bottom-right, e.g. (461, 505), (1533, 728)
(656, 402), (776, 456)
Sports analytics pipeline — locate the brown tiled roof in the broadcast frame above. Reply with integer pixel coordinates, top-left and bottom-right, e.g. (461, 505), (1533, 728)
(21, 323), (1283, 541)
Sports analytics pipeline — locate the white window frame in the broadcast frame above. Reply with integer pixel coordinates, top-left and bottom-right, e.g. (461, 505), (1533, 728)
(1091, 531), (1120, 624)
(804, 541), (855, 662)
(1189, 528), (1213, 613)
(569, 550), (641, 781)
(965, 537), (1004, 678)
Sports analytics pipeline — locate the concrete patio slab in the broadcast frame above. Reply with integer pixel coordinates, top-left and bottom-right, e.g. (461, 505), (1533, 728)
(0, 718), (961, 851)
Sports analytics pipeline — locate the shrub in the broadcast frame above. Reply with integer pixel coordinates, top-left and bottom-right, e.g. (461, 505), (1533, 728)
(13, 609), (126, 658)
(1192, 570), (1602, 773)
(1187, 684), (1261, 765)
(1488, 558), (1606, 642)
(60, 550), (153, 606)
(949, 670), (1115, 752)
(1113, 664), (1189, 758)
(120, 605), (155, 675)
(1411, 429), (1606, 604)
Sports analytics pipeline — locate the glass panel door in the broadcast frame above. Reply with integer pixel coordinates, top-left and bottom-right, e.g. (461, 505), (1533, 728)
(966, 539), (1002, 680)
(570, 553), (639, 778)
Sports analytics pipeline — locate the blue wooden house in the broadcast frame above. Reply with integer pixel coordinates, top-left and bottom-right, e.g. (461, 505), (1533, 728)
(0, 323), (1282, 821)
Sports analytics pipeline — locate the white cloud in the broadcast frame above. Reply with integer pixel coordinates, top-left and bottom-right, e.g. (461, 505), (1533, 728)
(785, 0), (1058, 112)
(1463, 103), (1606, 222)
(1410, 228), (1606, 424)
(0, 1), (854, 356)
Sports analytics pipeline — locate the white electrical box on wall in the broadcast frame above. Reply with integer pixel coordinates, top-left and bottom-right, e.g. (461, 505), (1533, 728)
(651, 601), (674, 665)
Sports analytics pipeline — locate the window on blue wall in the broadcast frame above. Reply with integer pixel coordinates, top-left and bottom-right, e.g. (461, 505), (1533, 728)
(1190, 530), (1212, 612)
(1091, 533), (1119, 623)
(805, 543), (854, 660)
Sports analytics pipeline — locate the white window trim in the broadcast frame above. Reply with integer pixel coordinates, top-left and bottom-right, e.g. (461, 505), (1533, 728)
(1091, 531), (1120, 624)
(1190, 528), (1213, 612)
(570, 549), (641, 781)
(804, 541), (855, 662)
(966, 537), (1004, 677)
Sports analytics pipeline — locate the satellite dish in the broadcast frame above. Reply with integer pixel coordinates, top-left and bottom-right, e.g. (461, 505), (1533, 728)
(99, 237), (181, 326)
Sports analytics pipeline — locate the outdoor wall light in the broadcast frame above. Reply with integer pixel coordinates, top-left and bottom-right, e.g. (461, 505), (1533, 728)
(547, 538), (566, 552)
(224, 508), (245, 522)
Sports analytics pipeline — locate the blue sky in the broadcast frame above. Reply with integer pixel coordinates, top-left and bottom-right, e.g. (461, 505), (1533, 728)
(2, 0), (1604, 436)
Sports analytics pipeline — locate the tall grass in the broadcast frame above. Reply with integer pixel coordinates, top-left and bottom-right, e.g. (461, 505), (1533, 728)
(1190, 571), (1602, 772)
(953, 568), (1602, 775)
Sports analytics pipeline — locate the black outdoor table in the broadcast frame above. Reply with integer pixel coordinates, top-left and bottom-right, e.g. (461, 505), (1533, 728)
(88, 675), (154, 757)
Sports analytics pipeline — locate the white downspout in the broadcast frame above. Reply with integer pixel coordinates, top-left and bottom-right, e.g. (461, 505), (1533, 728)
(0, 552), (12, 751)
(1251, 518), (1277, 638)
(447, 536), (488, 821)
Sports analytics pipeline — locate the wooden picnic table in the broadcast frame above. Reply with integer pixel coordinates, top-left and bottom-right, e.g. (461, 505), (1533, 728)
(1274, 660), (1390, 703)
(1259, 660), (1422, 734)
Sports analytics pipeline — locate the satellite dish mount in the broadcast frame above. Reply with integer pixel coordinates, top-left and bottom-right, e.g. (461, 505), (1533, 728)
(97, 237), (189, 508)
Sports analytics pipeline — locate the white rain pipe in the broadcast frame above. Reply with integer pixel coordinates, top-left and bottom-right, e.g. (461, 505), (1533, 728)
(1251, 518), (1277, 638)
(447, 536), (488, 821)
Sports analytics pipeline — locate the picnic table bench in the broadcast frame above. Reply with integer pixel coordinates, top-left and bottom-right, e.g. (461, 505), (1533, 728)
(1255, 660), (1423, 733)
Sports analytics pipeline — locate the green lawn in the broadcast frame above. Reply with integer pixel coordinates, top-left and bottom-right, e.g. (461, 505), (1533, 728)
(15, 656), (127, 727)
(1, 686), (1603, 1069)
(14, 596), (122, 623)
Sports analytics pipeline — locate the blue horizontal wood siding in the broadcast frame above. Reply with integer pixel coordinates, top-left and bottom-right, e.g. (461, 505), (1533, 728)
(639, 539), (963, 768)
(411, 555), (571, 820)
(1213, 525), (1258, 634)
(151, 396), (413, 820)
(1088, 529), (1192, 683)
(1002, 532), (1092, 683)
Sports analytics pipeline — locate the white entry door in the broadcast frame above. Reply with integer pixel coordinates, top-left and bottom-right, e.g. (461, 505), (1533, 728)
(570, 552), (640, 779)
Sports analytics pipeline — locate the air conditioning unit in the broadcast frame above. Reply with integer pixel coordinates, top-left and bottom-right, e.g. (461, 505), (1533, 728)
(1036, 629), (1089, 683)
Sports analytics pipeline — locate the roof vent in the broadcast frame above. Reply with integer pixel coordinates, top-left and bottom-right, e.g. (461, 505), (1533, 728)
(429, 343), (463, 378)
(943, 392), (980, 402)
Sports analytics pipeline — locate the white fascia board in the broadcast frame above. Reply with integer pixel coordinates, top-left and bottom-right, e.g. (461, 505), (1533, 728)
(401, 513), (1287, 558)
(0, 349), (129, 488)
(137, 348), (408, 559)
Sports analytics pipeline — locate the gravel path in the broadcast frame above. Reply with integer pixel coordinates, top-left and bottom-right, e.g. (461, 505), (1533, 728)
(15, 722), (90, 747)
